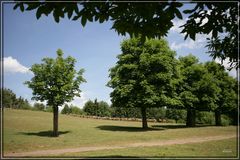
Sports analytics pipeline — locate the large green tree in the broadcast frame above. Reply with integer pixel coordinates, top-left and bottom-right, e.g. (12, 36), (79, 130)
(205, 61), (237, 126)
(178, 55), (221, 127)
(25, 49), (86, 137)
(108, 37), (181, 129)
(13, 1), (238, 68)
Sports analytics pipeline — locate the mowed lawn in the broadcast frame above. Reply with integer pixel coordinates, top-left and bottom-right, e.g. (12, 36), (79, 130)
(3, 109), (238, 157)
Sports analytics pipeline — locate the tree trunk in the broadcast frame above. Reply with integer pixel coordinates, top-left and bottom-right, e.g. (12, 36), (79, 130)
(215, 110), (222, 126)
(186, 108), (196, 127)
(141, 107), (148, 129)
(53, 106), (59, 137)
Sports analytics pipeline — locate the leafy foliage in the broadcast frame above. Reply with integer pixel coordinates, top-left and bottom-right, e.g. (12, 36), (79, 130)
(25, 49), (86, 107)
(33, 102), (45, 111)
(108, 37), (181, 128)
(2, 88), (31, 110)
(13, 2), (238, 68)
(166, 108), (186, 123)
(83, 99), (111, 117)
(25, 49), (86, 136)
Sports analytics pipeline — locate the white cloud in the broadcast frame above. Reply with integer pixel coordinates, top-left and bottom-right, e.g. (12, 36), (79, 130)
(67, 92), (89, 108)
(215, 58), (237, 78)
(170, 19), (186, 33)
(107, 98), (112, 106)
(170, 33), (211, 50)
(3, 56), (32, 74)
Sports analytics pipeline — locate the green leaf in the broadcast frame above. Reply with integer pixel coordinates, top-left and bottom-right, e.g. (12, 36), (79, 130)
(173, 2), (183, 8)
(20, 4), (24, 12)
(189, 33), (196, 40)
(67, 9), (73, 19)
(36, 6), (43, 19)
(53, 10), (60, 23)
(212, 30), (218, 38)
(26, 3), (40, 11)
(72, 15), (80, 21)
(81, 16), (87, 27)
(175, 9), (183, 19)
(183, 9), (193, 14)
(13, 3), (21, 10)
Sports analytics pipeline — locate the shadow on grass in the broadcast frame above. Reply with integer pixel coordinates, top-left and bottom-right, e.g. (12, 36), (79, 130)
(96, 125), (164, 132)
(19, 130), (71, 137)
(151, 124), (213, 129)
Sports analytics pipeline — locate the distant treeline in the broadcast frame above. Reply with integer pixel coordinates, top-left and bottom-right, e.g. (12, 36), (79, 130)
(2, 88), (235, 126)
(2, 88), (52, 112)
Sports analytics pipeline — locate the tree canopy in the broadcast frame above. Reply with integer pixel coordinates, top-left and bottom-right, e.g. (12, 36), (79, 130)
(25, 49), (86, 136)
(2, 88), (31, 109)
(13, 1), (238, 68)
(177, 55), (237, 126)
(107, 37), (181, 128)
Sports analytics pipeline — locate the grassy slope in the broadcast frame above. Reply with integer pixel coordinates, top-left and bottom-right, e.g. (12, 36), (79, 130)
(3, 109), (238, 157)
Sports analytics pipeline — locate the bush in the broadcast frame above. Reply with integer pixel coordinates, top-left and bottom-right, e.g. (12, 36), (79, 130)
(111, 107), (141, 118)
(196, 111), (214, 125)
(71, 106), (84, 115)
(166, 109), (186, 123)
(221, 115), (231, 126)
(83, 99), (111, 117)
(32, 103), (45, 111)
(45, 106), (53, 112)
(147, 108), (166, 122)
(61, 104), (71, 114)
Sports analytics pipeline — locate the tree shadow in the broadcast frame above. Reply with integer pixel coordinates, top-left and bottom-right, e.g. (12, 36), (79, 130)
(19, 130), (71, 137)
(96, 125), (164, 132)
(151, 124), (213, 129)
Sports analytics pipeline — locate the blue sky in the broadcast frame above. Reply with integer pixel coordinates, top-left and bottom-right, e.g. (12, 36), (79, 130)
(2, 3), (235, 108)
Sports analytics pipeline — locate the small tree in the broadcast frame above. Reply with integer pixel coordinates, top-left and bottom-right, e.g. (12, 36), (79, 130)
(25, 49), (86, 137)
(83, 100), (96, 116)
(61, 104), (71, 114)
(33, 102), (45, 111)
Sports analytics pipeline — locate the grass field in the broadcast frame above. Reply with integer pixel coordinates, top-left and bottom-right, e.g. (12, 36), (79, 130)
(3, 109), (238, 158)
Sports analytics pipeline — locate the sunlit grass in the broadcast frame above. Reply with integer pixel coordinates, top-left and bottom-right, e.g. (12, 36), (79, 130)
(58, 138), (237, 158)
(3, 108), (238, 157)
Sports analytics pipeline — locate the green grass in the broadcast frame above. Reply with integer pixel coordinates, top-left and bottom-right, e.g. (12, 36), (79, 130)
(59, 138), (237, 158)
(3, 109), (238, 157)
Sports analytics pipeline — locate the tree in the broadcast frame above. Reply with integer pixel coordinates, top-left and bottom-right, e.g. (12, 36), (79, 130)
(83, 99), (111, 117)
(25, 49), (86, 137)
(83, 100), (96, 116)
(178, 55), (220, 127)
(2, 88), (31, 109)
(148, 107), (167, 122)
(33, 102), (45, 111)
(2, 88), (17, 108)
(108, 37), (181, 129)
(61, 104), (71, 114)
(110, 106), (141, 118)
(14, 2), (238, 68)
(205, 61), (237, 126)
(70, 105), (84, 115)
(166, 108), (186, 123)
(98, 101), (111, 117)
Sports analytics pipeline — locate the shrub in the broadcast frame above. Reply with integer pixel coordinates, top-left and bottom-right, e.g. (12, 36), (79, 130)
(196, 111), (214, 125)
(221, 114), (231, 126)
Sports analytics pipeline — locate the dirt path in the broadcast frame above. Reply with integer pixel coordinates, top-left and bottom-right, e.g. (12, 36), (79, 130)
(4, 134), (237, 157)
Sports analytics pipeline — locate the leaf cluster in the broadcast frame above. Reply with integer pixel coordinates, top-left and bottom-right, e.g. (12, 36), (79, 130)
(25, 49), (86, 107)
(13, 2), (238, 68)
